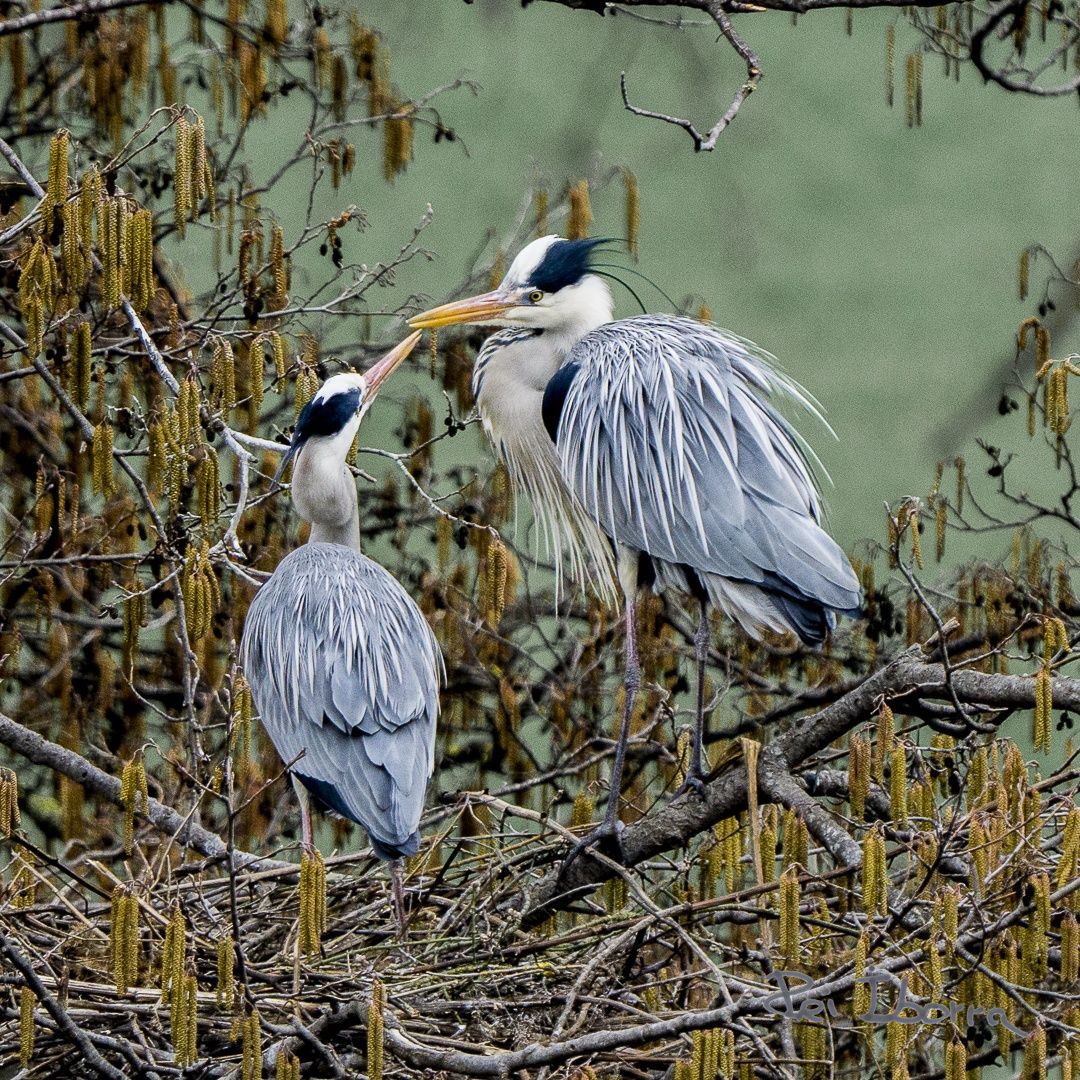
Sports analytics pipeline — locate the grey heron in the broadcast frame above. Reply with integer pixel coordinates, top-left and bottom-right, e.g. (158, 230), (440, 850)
(240, 331), (444, 924)
(410, 236), (861, 858)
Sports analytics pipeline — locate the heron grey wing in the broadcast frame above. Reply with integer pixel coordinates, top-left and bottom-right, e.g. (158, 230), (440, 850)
(239, 545), (442, 849)
(558, 316), (860, 610)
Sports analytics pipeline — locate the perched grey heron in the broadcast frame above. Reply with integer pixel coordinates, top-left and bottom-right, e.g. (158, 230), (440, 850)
(410, 237), (861, 857)
(240, 331), (443, 922)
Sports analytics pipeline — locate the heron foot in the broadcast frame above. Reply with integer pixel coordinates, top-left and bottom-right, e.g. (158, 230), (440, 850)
(558, 817), (625, 881)
(673, 772), (708, 800)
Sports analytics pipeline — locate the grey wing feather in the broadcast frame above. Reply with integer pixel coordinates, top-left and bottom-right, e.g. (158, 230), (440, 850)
(557, 315), (861, 626)
(240, 543), (443, 856)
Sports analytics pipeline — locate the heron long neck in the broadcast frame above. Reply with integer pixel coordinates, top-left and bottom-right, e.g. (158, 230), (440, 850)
(290, 431), (362, 551)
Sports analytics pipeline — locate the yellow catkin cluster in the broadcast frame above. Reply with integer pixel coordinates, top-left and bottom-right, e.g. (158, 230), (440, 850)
(885, 24), (895, 107)
(211, 339), (237, 416)
(177, 374), (203, 449)
(70, 320), (93, 412)
(889, 745), (908, 827)
(904, 51), (923, 127)
(758, 805), (777, 884)
(863, 826), (887, 917)
(968, 816), (990, 888)
(569, 790), (595, 831)
(886, 513), (899, 568)
(1045, 362), (1075, 436)
(623, 169), (639, 258)
(535, 188), (549, 237)
(19, 986), (34, 1067)
(181, 540), (221, 640)
(295, 338), (320, 416)
(1045, 616), (1069, 660)
(160, 904), (186, 1003)
(248, 335), (266, 424)
(1034, 665), (1052, 754)
(10, 850), (37, 908)
(566, 180), (592, 240)
(1028, 871), (1051, 977)
(967, 746), (987, 811)
(1063, 913), (1080, 982)
(34, 467), (50, 533)
(782, 808), (808, 871)
(196, 448), (221, 533)
(269, 224), (287, 308)
(779, 865), (800, 963)
(43, 129), (70, 222)
(231, 673), (254, 776)
(271, 331), (288, 384)
(934, 497), (946, 561)
(943, 1038), (966, 1080)
(367, 979), (385, 1080)
(120, 754), (149, 855)
(0, 768), (20, 837)
(603, 875), (627, 914)
(110, 885), (140, 993)
(1023, 1027), (1048, 1080)
(122, 590), (145, 674)
(686, 1029), (722, 1080)
(383, 101), (414, 181)
(298, 848), (328, 957)
(954, 456), (965, 516)
(275, 1052), (301, 1080)
(18, 238), (58, 357)
(174, 116), (191, 236)
(8, 34), (26, 120)
(908, 509), (923, 569)
(483, 535), (509, 627)
(125, 208), (155, 311)
(91, 419), (115, 497)
(234, 1009), (262, 1080)
(1059, 806), (1080, 888)
(331, 54), (348, 121)
(873, 702), (894, 783)
(265, 0), (287, 47)
(99, 196), (130, 309)
(846, 730), (872, 820)
(799, 1019), (828, 1078)
(173, 973), (198, 1066)
(674, 729), (692, 791)
(61, 199), (87, 294)
(426, 327), (439, 378)
(216, 933), (234, 1009)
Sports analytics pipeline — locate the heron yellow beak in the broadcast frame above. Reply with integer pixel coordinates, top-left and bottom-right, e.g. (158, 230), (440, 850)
(408, 290), (517, 330)
(364, 330), (422, 395)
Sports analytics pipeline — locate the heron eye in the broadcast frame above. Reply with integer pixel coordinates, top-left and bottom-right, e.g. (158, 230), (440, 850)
(529, 290), (544, 303)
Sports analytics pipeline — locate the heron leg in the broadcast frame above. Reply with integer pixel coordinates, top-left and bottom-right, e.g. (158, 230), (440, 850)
(291, 775), (315, 853)
(676, 602), (711, 798)
(390, 859), (407, 938)
(559, 594), (638, 875)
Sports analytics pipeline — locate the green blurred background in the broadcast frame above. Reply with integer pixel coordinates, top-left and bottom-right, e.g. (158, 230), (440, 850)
(246, 0), (1080, 556)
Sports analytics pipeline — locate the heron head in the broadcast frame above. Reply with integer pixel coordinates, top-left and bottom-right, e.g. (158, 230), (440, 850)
(409, 236), (614, 334)
(274, 331), (420, 482)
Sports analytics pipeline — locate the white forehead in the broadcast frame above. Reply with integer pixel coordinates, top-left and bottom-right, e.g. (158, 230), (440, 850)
(504, 235), (563, 287)
(312, 372), (366, 404)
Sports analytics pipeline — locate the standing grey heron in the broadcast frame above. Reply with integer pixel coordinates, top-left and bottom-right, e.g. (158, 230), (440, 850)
(240, 331), (443, 923)
(409, 237), (861, 857)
